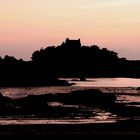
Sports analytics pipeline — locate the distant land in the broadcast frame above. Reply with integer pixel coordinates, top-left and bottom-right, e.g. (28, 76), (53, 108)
(0, 38), (140, 87)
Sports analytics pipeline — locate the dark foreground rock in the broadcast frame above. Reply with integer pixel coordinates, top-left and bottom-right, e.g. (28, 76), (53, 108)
(0, 121), (140, 137)
(0, 89), (140, 119)
(59, 89), (116, 106)
(0, 89), (116, 117)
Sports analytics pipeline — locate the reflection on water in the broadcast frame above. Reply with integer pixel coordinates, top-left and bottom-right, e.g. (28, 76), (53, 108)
(0, 118), (116, 125)
(117, 95), (140, 104)
(0, 86), (91, 99)
(69, 78), (140, 87)
(1, 78), (140, 99)
(48, 102), (63, 107)
(0, 109), (117, 125)
(0, 78), (140, 125)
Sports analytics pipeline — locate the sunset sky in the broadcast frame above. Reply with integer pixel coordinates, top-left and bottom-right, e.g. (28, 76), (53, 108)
(0, 0), (140, 60)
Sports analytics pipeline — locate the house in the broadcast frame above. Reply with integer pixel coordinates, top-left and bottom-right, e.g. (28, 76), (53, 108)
(61, 38), (81, 48)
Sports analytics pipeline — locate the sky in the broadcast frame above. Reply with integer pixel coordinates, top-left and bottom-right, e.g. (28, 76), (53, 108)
(0, 0), (140, 60)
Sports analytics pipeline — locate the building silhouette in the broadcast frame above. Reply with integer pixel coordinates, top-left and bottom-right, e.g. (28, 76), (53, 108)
(61, 38), (81, 48)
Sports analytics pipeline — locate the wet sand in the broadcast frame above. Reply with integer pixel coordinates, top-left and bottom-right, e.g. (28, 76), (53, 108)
(0, 120), (140, 137)
(0, 87), (140, 137)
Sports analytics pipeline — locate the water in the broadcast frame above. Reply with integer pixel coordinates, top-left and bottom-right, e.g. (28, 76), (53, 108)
(0, 78), (140, 99)
(0, 77), (140, 125)
(69, 77), (140, 87)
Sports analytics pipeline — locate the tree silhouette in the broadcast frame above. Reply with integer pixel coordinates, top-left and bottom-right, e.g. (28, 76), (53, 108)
(0, 38), (140, 86)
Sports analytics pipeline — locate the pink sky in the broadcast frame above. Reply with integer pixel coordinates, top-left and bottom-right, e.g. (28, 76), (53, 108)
(0, 0), (140, 60)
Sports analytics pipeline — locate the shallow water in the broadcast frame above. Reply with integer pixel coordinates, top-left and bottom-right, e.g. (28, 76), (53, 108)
(0, 78), (140, 98)
(0, 78), (140, 125)
(69, 78), (140, 87)
(0, 107), (117, 125)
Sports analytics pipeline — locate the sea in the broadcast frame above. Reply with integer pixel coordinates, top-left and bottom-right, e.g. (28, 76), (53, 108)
(0, 78), (140, 125)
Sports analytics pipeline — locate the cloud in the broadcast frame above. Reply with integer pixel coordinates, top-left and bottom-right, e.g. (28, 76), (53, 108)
(98, 0), (140, 7)
(78, 0), (140, 9)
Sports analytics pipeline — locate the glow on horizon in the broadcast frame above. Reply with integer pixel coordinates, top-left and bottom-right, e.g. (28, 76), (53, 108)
(0, 0), (140, 60)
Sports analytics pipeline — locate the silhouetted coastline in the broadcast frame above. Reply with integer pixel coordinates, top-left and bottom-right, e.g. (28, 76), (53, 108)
(0, 89), (116, 117)
(1, 38), (140, 136)
(0, 89), (139, 119)
(1, 38), (140, 87)
(0, 89), (140, 136)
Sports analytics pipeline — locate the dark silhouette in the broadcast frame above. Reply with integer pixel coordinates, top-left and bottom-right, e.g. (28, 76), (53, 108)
(1, 39), (140, 137)
(61, 38), (81, 48)
(0, 89), (140, 120)
(0, 89), (116, 117)
(0, 38), (140, 86)
(31, 38), (140, 79)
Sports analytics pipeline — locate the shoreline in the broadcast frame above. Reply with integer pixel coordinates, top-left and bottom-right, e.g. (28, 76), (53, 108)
(0, 87), (140, 136)
(0, 120), (140, 136)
